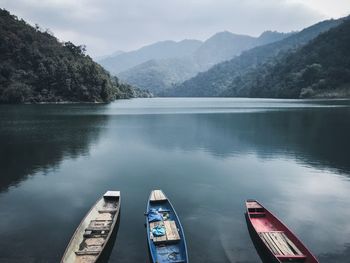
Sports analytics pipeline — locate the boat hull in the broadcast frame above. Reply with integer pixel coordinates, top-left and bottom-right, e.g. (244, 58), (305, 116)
(146, 190), (188, 263)
(61, 191), (121, 263)
(245, 200), (318, 263)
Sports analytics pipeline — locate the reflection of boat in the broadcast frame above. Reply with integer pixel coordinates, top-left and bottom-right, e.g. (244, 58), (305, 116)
(245, 200), (318, 263)
(61, 191), (121, 263)
(146, 190), (189, 263)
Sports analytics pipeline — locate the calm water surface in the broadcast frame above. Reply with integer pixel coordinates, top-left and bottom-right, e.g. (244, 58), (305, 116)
(0, 98), (350, 263)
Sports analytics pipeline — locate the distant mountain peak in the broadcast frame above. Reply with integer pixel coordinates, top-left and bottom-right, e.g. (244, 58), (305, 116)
(258, 30), (295, 38)
(256, 30), (296, 45)
(98, 38), (202, 74)
(137, 39), (202, 50)
(212, 30), (233, 36)
(206, 31), (254, 41)
(178, 39), (203, 44)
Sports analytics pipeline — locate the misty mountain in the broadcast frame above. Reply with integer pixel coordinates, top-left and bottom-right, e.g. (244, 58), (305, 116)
(94, 50), (124, 61)
(166, 17), (345, 97)
(98, 39), (203, 74)
(192, 31), (256, 69)
(193, 30), (292, 69)
(113, 31), (292, 94)
(118, 57), (201, 94)
(222, 17), (350, 98)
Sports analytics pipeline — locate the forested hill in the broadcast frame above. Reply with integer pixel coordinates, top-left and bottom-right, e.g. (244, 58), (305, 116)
(0, 9), (150, 103)
(166, 17), (346, 97)
(223, 17), (350, 98)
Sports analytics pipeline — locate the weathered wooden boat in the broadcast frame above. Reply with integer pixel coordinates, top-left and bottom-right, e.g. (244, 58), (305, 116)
(61, 191), (121, 263)
(146, 190), (189, 263)
(245, 199), (318, 263)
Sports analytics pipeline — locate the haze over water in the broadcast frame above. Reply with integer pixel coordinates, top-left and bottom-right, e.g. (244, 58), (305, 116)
(0, 98), (350, 263)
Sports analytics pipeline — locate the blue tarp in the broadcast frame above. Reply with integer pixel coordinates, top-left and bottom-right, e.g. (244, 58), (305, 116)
(147, 208), (163, 222)
(152, 225), (166, 236)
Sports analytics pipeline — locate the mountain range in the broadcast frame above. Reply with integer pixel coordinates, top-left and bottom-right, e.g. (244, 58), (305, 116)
(166, 17), (348, 98)
(99, 39), (202, 74)
(99, 31), (293, 94)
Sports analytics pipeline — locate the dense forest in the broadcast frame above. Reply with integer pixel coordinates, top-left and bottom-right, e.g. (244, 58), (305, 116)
(166, 17), (348, 98)
(0, 9), (150, 103)
(233, 17), (350, 98)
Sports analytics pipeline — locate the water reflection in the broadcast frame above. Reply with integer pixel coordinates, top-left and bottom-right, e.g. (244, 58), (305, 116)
(0, 104), (109, 191)
(106, 108), (350, 174)
(319, 244), (350, 263)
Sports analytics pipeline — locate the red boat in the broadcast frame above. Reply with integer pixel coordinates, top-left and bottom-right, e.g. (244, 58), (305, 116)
(245, 200), (319, 263)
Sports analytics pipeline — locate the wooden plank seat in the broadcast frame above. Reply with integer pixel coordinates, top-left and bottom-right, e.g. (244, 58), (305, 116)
(247, 201), (265, 213)
(247, 201), (263, 209)
(96, 212), (113, 221)
(98, 208), (118, 213)
(84, 221), (111, 237)
(83, 230), (109, 238)
(249, 212), (266, 218)
(75, 250), (100, 256)
(74, 255), (96, 263)
(75, 237), (106, 256)
(84, 238), (105, 246)
(150, 220), (180, 244)
(85, 220), (112, 231)
(150, 190), (167, 202)
(85, 227), (110, 231)
(88, 220), (112, 227)
(259, 232), (305, 257)
(164, 221), (180, 242)
(75, 245), (102, 255)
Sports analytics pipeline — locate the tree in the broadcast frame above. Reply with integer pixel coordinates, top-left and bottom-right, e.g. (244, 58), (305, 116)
(1, 82), (32, 103)
(64, 41), (86, 56)
(301, 64), (322, 87)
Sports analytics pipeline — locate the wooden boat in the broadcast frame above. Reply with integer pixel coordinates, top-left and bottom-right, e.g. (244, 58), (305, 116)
(245, 200), (318, 263)
(61, 191), (121, 263)
(146, 190), (189, 263)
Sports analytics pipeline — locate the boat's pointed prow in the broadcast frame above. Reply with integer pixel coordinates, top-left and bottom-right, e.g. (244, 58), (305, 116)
(104, 190), (120, 199)
(246, 200), (265, 215)
(149, 189), (167, 202)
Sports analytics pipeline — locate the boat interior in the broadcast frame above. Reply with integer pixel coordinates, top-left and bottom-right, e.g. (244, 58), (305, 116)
(149, 190), (185, 263)
(247, 200), (306, 262)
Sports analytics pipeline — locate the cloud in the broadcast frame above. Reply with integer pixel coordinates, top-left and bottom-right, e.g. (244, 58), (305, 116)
(288, 0), (350, 18)
(2, 0), (346, 57)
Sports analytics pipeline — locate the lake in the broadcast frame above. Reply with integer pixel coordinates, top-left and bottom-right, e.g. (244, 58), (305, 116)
(0, 98), (350, 263)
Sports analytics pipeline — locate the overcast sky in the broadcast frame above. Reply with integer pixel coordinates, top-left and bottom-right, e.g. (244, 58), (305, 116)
(2, 0), (350, 57)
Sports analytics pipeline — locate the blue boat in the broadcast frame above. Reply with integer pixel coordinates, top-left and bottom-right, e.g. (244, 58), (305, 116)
(146, 190), (189, 263)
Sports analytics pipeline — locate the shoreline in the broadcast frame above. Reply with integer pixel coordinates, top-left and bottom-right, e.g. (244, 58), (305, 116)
(0, 97), (348, 105)
(24, 101), (108, 105)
